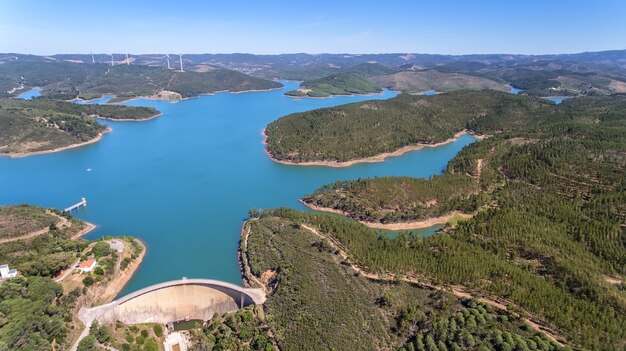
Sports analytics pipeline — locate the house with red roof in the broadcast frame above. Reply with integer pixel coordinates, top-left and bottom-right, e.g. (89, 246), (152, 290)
(77, 258), (97, 273)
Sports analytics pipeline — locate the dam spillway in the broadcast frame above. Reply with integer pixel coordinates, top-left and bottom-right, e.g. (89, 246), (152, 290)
(81, 278), (265, 325)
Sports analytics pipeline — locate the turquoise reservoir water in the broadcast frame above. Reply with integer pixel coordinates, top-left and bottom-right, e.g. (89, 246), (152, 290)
(545, 96), (568, 104)
(0, 81), (476, 295)
(18, 87), (41, 99)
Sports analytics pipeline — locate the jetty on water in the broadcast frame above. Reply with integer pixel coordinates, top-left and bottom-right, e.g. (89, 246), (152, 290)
(64, 198), (87, 212)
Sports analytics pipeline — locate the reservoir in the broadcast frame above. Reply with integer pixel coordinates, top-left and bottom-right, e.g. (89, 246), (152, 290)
(18, 87), (41, 100)
(0, 81), (476, 295)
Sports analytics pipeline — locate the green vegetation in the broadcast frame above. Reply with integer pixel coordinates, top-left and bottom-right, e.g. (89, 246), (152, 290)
(101, 322), (163, 351)
(92, 242), (111, 258)
(0, 205), (88, 277)
(0, 61), (281, 100)
(0, 98), (157, 155)
(244, 214), (567, 350)
(261, 91), (626, 349)
(190, 306), (275, 351)
(0, 204), (148, 350)
(76, 335), (98, 351)
(342, 62), (397, 77)
(266, 90), (554, 162)
(398, 299), (563, 351)
(286, 71), (382, 97)
(496, 68), (626, 97)
(0, 204), (59, 238)
(304, 174), (482, 223)
(372, 69), (508, 93)
(0, 276), (77, 350)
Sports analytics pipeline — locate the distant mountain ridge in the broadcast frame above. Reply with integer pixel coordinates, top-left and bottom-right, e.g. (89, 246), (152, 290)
(2, 50), (625, 98)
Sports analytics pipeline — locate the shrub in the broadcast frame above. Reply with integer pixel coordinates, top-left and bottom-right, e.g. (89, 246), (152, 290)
(82, 275), (94, 287)
(77, 335), (97, 351)
(153, 324), (163, 337)
(143, 338), (158, 351)
(92, 241), (111, 258)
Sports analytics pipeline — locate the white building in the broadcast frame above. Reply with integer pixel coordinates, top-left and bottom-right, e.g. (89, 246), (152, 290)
(76, 258), (97, 273)
(0, 264), (18, 279)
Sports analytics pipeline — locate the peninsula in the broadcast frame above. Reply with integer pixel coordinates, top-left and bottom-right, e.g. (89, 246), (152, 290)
(259, 93), (626, 349)
(0, 204), (146, 350)
(264, 90), (552, 164)
(245, 93), (626, 348)
(0, 98), (159, 156)
(0, 61), (282, 101)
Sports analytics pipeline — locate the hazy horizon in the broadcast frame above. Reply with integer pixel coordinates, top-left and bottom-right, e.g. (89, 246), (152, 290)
(4, 49), (626, 57)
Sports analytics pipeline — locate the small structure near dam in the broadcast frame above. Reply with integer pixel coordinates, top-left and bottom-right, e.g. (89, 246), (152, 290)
(64, 197), (87, 212)
(72, 278), (265, 350)
(79, 278), (265, 325)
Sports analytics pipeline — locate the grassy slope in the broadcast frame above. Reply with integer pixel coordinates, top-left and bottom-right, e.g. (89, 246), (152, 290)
(266, 90), (554, 162)
(0, 204), (59, 238)
(0, 205), (89, 277)
(372, 69), (509, 93)
(0, 99), (158, 154)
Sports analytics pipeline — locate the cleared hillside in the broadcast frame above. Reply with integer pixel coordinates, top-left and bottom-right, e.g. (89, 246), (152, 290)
(372, 70), (509, 93)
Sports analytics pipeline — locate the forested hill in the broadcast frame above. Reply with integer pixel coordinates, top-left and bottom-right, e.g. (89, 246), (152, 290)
(0, 99), (159, 155)
(244, 212), (569, 351)
(266, 90), (556, 163)
(289, 92), (626, 349)
(302, 94), (626, 224)
(0, 61), (281, 100)
(284, 62), (392, 97)
(285, 72), (383, 98)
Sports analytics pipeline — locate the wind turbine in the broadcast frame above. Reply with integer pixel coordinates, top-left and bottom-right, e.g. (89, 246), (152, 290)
(179, 54), (184, 72)
(110, 53), (114, 66)
(91, 52), (95, 63)
(125, 53), (130, 65)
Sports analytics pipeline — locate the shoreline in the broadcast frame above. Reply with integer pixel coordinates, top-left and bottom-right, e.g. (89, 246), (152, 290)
(70, 95), (114, 104)
(98, 238), (147, 303)
(284, 89), (387, 100)
(263, 129), (477, 168)
(300, 200), (473, 230)
(112, 86), (284, 104)
(71, 221), (97, 240)
(97, 112), (162, 122)
(2, 126), (112, 158)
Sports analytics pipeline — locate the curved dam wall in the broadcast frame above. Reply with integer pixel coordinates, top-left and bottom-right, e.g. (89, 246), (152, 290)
(89, 279), (265, 325)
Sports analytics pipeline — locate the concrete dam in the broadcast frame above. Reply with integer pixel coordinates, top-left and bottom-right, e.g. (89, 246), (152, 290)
(80, 278), (266, 325)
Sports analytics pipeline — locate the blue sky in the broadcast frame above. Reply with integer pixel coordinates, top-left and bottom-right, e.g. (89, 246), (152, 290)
(1, 0), (624, 55)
